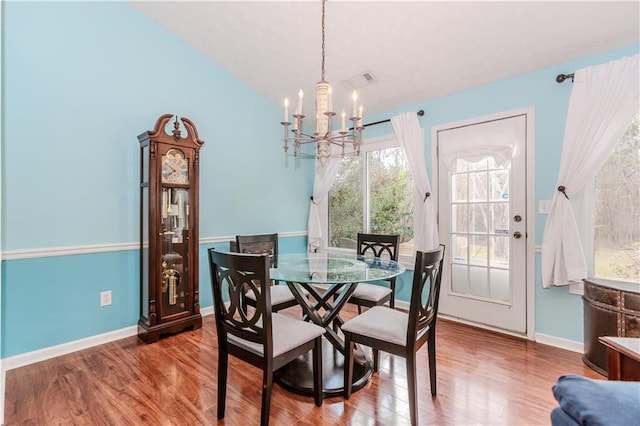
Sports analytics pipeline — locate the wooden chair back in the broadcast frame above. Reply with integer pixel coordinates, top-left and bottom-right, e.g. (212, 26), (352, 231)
(407, 245), (445, 350)
(357, 233), (399, 261)
(236, 233), (278, 268)
(209, 249), (273, 356)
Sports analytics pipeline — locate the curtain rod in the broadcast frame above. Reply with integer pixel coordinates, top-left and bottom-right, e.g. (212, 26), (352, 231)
(556, 73), (575, 83)
(350, 109), (424, 131)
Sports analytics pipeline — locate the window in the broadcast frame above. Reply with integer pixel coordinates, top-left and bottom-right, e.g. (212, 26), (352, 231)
(577, 113), (640, 285)
(323, 135), (414, 258)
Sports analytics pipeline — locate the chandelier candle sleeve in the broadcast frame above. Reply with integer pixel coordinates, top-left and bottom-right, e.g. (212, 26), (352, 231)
(316, 81), (330, 136)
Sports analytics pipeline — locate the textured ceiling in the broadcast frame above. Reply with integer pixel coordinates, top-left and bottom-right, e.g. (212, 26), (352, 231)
(130, 1), (640, 117)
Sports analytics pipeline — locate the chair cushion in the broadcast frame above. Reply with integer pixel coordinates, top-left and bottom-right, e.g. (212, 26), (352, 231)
(350, 283), (392, 302)
(229, 313), (325, 357)
(551, 374), (640, 426)
(341, 306), (407, 346)
(244, 284), (301, 306)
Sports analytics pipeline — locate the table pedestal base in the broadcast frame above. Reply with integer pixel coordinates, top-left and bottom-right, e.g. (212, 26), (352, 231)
(274, 338), (372, 398)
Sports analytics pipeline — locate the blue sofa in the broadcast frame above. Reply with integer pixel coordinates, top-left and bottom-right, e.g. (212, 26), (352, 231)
(551, 375), (640, 425)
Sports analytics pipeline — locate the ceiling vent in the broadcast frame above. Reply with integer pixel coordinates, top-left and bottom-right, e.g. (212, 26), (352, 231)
(342, 71), (377, 90)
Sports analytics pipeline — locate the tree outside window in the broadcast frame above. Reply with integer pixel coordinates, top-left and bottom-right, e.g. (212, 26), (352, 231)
(593, 113), (640, 282)
(328, 147), (414, 255)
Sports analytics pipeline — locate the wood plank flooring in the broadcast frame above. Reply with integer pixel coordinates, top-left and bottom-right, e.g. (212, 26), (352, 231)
(4, 306), (601, 425)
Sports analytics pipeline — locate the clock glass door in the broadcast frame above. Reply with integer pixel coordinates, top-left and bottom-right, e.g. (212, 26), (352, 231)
(160, 186), (190, 318)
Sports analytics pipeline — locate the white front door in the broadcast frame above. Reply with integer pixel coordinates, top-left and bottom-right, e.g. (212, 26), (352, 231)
(435, 112), (530, 334)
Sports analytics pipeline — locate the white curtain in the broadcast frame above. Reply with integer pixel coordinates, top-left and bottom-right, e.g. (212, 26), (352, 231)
(391, 112), (439, 251)
(541, 54), (639, 288)
(307, 144), (342, 252)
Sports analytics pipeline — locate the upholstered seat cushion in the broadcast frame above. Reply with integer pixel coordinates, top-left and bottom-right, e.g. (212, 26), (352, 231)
(551, 374), (640, 426)
(341, 306), (408, 346)
(244, 284), (306, 306)
(229, 313), (325, 357)
(349, 283), (392, 302)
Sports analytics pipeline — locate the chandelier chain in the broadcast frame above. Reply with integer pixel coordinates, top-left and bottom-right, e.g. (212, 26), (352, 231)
(321, 0), (326, 81)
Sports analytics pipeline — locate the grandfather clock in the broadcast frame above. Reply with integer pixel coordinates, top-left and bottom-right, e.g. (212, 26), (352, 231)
(137, 114), (204, 343)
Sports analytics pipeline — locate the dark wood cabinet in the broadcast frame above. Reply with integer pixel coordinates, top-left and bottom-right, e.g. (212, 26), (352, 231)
(137, 114), (204, 343)
(583, 279), (640, 375)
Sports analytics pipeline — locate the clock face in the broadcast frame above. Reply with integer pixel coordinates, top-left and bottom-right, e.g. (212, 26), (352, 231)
(162, 149), (189, 184)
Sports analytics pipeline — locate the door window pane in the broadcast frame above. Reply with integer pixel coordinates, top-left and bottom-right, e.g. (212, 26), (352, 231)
(470, 204), (488, 233)
(452, 204), (468, 233)
(452, 173), (468, 201)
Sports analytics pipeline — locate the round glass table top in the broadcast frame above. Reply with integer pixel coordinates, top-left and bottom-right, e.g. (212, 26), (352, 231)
(271, 252), (405, 284)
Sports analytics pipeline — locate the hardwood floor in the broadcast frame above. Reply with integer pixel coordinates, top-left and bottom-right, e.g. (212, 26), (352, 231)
(4, 306), (600, 425)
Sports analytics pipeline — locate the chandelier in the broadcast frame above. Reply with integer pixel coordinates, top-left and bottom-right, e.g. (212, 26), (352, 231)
(280, 0), (364, 165)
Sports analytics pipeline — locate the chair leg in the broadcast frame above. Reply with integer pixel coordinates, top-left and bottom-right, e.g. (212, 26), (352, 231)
(344, 335), (354, 399)
(260, 368), (273, 426)
(217, 350), (228, 420)
(357, 305), (362, 314)
(312, 337), (323, 407)
(373, 348), (380, 372)
(428, 332), (437, 396)
(406, 352), (418, 426)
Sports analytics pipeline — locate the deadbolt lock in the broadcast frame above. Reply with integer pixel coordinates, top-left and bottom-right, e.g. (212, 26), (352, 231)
(514, 215), (522, 222)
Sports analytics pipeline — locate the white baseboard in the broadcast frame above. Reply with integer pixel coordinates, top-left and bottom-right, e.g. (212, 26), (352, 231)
(2, 306), (215, 373)
(413, 303), (584, 354)
(534, 332), (583, 354)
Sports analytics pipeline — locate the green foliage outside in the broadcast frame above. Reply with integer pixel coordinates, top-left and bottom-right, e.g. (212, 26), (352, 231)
(329, 148), (414, 247)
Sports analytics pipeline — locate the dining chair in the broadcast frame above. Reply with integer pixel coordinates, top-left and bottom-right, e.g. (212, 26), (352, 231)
(208, 249), (325, 426)
(235, 233), (301, 312)
(342, 244), (445, 426)
(347, 233), (400, 313)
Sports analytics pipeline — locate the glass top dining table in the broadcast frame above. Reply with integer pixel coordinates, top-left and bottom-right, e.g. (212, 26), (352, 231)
(270, 252), (406, 398)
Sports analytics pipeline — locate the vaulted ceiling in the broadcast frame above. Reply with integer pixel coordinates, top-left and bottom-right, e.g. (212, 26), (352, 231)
(131, 1), (640, 116)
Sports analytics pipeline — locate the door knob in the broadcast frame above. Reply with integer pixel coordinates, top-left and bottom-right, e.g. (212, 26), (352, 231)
(513, 231), (522, 239)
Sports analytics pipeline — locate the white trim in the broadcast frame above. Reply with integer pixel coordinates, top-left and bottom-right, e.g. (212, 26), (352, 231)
(1, 306), (215, 372)
(2, 231), (308, 260)
(2, 326), (138, 371)
(359, 301), (581, 353)
(535, 332), (584, 354)
(2, 242), (139, 260)
(435, 312), (583, 353)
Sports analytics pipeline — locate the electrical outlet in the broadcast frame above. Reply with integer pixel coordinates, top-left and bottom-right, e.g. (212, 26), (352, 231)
(100, 290), (112, 306)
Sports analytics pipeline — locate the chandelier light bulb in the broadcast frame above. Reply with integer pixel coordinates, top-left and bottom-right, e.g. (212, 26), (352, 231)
(283, 97), (289, 122)
(298, 89), (304, 115)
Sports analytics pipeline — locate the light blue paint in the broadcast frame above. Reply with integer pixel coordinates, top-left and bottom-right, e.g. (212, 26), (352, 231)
(2, 0), (638, 358)
(2, 1), (313, 251)
(1, 251), (139, 358)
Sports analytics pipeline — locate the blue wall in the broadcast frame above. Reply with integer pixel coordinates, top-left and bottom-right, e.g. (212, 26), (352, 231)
(1, 1), (313, 357)
(1, 1), (638, 358)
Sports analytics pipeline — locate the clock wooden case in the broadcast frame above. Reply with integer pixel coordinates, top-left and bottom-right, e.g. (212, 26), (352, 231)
(137, 114), (204, 343)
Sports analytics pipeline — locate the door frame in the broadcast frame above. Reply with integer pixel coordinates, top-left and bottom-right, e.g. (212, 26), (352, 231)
(431, 107), (536, 339)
